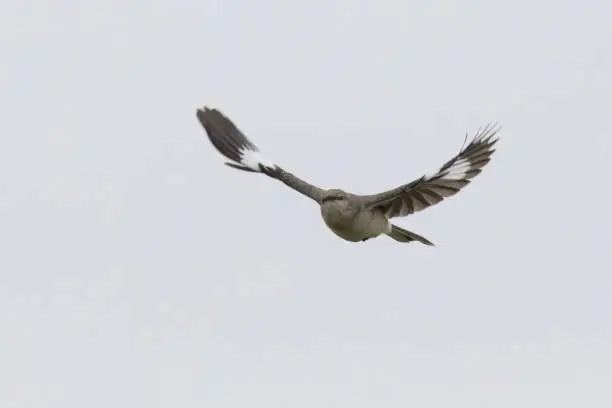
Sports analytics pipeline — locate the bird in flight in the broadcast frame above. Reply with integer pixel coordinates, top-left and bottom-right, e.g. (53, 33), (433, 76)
(196, 107), (500, 246)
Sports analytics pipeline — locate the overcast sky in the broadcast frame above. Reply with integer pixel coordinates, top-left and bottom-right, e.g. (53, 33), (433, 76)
(1, 0), (611, 407)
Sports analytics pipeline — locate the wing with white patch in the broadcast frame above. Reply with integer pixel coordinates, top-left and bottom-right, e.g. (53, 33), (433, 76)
(360, 123), (500, 218)
(196, 107), (325, 203)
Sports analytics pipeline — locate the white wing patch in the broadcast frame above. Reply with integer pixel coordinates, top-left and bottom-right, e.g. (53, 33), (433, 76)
(239, 147), (277, 171)
(425, 157), (473, 181)
(424, 125), (499, 182)
(441, 157), (471, 180)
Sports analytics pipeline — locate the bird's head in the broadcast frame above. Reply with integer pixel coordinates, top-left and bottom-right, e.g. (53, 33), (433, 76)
(321, 189), (349, 203)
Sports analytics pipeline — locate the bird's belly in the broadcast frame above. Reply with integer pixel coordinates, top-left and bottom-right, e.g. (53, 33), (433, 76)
(321, 208), (389, 242)
(328, 224), (365, 242)
(323, 214), (359, 240)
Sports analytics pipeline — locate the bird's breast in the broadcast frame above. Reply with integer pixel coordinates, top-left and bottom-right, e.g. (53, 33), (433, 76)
(320, 202), (353, 230)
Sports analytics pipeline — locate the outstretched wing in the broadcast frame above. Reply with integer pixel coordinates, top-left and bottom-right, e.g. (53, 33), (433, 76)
(196, 107), (325, 204)
(360, 123), (500, 218)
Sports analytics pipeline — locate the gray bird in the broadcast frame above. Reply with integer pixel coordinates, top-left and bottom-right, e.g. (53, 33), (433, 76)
(196, 107), (500, 246)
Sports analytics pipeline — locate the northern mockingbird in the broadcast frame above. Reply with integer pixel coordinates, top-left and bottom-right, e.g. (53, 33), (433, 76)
(196, 107), (500, 246)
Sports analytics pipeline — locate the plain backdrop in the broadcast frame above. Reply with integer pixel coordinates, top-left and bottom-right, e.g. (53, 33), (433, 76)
(1, 0), (611, 407)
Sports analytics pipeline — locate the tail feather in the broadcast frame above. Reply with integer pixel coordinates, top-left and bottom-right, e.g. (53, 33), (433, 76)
(386, 224), (434, 246)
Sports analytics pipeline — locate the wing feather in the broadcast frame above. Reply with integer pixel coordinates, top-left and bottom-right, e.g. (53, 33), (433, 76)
(196, 107), (325, 203)
(361, 123), (500, 218)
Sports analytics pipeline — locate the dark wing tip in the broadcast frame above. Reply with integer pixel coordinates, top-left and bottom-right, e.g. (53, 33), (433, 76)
(438, 122), (501, 175)
(473, 122), (502, 145)
(195, 106), (259, 165)
(195, 106), (227, 130)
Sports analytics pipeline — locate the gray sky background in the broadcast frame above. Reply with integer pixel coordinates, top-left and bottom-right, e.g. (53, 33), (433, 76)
(1, 0), (611, 406)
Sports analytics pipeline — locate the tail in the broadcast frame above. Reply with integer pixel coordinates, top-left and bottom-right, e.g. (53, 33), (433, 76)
(386, 224), (435, 246)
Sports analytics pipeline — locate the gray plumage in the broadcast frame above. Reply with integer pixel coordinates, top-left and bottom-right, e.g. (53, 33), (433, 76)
(196, 107), (500, 245)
